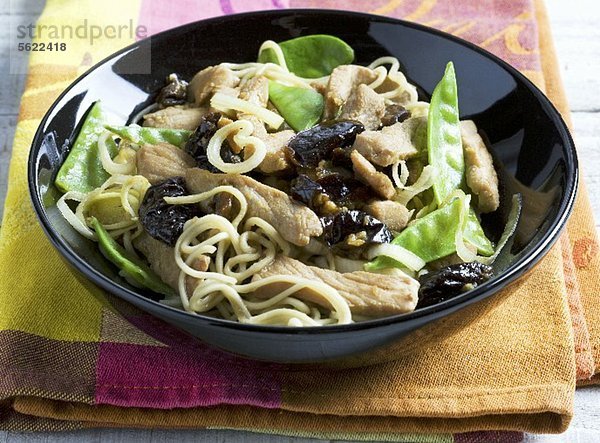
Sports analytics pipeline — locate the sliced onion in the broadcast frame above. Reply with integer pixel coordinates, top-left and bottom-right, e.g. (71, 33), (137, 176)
(56, 191), (96, 239)
(333, 256), (366, 273)
(455, 193), (477, 263)
(395, 164), (436, 205)
(367, 243), (426, 272)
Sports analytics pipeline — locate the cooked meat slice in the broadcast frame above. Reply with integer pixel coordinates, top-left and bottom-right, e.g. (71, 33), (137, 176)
(340, 84), (385, 130)
(324, 65), (379, 119)
(143, 105), (206, 131)
(136, 143), (196, 185)
(352, 117), (425, 167)
(186, 168), (322, 246)
(188, 65), (240, 105)
(134, 232), (209, 294)
(134, 232), (180, 289)
(258, 130), (295, 174)
(310, 78), (327, 95)
(461, 120), (500, 213)
(350, 150), (395, 199)
(241, 115), (294, 174)
(254, 256), (418, 317)
(363, 200), (411, 231)
(239, 76), (269, 107)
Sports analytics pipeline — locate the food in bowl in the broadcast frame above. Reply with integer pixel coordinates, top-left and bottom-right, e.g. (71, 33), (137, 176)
(53, 34), (520, 327)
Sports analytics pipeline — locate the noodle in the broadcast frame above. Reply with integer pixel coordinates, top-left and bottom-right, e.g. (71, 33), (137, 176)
(210, 93), (284, 129)
(205, 120), (268, 174)
(98, 131), (137, 176)
(58, 174), (150, 241)
(165, 186), (352, 326)
(368, 56), (419, 103)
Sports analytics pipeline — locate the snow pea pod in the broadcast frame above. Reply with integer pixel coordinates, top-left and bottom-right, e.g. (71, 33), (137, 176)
(366, 198), (463, 271)
(426, 62), (494, 255)
(428, 62), (465, 206)
(258, 34), (354, 78)
(55, 102), (117, 194)
(268, 81), (324, 131)
(106, 124), (191, 148)
(91, 217), (175, 297)
(366, 195), (494, 271)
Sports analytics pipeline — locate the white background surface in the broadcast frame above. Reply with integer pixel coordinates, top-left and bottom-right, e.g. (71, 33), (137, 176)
(0, 0), (599, 441)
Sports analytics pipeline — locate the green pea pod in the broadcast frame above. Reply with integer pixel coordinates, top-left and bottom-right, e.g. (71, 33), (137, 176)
(464, 210), (494, 256)
(366, 196), (495, 271)
(91, 217), (175, 297)
(426, 62), (494, 255)
(366, 198), (463, 271)
(258, 34), (354, 78)
(428, 62), (465, 206)
(268, 81), (324, 131)
(55, 102), (118, 194)
(106, 124), (191, 148)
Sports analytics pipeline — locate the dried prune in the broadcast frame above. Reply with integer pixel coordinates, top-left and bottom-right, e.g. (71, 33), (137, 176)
(286, 120), (364, 168)
(381, 104), (410, 127)
(317, 173), (373, 208)
(290, 174), (323, 207)
(139, 177), (200, 246)
(290, 172), (374, 215)
(184, 113), (221, 171)
(330, 147), (353, 169)
(156, 74), (188, 109)
(417, 262), (493, 309)
(316, 173), (351, 201)
(184, 113), (241, 171)
(321, 210), (392, 248)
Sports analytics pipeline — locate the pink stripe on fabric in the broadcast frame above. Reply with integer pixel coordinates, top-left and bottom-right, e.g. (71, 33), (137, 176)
(138, 0), (289, 36)
(455, 431), (524, 443)
(95, 315), (282, 409)
(290, 0), (540, 72)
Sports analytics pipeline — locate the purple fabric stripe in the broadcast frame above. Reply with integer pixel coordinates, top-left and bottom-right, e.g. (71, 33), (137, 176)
(219, 0), (234, 15)
(95, 315), (282, 409)
(455, 431), (524, 443)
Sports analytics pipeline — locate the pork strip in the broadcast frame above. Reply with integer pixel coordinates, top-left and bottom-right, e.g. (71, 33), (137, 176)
(350, 150), (396, 199)
(186, 168), (322, 246)
(324, 65), (379, 119)
(340, 83), (385, 130)
(136, 143), (196, 185)
(254, 256), (418, 317)
(461, 120), (500, 213)
(352, 117), (425, 167)
(188, 65), (240, 105)
(143, 105), (206, 131)
(363, 200), (411, 231)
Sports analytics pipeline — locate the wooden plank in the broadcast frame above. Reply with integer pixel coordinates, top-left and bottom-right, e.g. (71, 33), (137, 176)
(545, 0), (600, 113)
(571, 112), (600, 232)
(0, 429), (330, 442)
(0, 0), (45, 15)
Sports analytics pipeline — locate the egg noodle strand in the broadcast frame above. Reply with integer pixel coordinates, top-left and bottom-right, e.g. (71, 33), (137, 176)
(368, 56), (419, 104)
(165, 186), (352, 326)
(57, 174), (150, 255)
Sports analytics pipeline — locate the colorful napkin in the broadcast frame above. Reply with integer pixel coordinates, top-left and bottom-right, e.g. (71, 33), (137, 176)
(0, 0), (598, 440)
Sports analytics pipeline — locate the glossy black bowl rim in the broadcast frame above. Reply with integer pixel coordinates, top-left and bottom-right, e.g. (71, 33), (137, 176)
(28, 8), (578, 335)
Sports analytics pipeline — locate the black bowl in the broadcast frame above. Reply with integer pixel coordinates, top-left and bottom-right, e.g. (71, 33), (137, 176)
(28, 9), (577, 365)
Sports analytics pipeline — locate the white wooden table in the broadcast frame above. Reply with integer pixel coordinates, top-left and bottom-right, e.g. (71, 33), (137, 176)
(0, 0), (599, 441)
